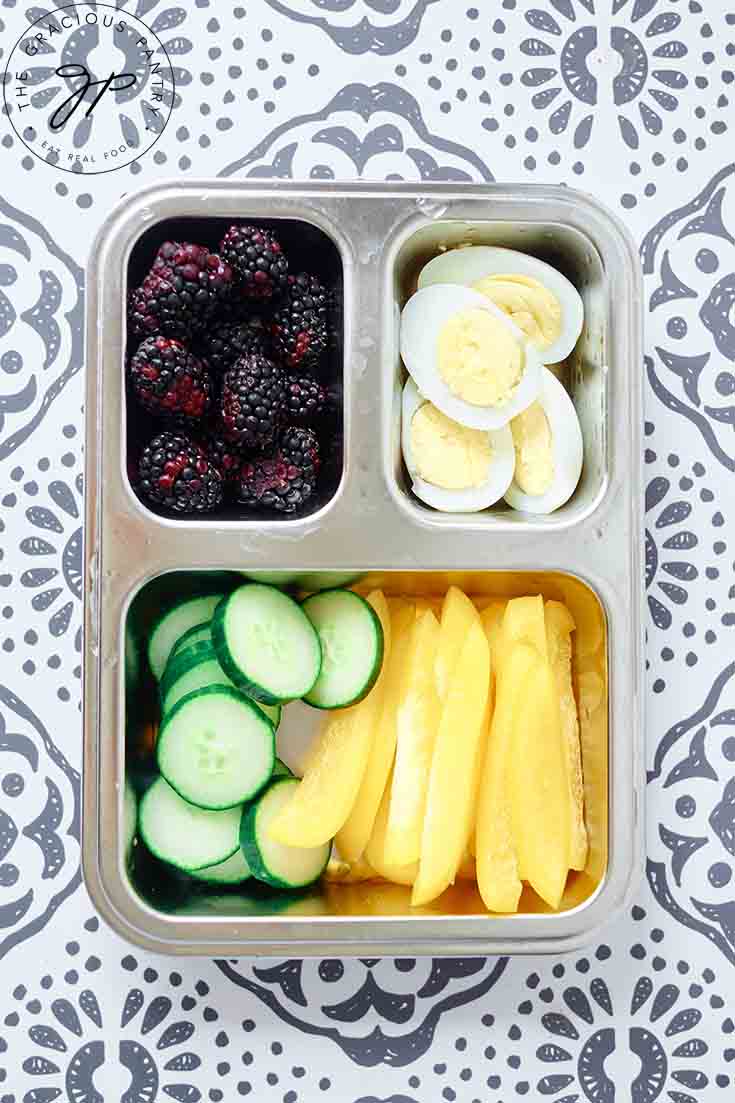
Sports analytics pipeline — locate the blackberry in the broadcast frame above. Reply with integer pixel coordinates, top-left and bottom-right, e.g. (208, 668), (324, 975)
(237, 426), (321, 514)
(219, 225), (288, 301)
(280, 426), (321, 482)
(237, 455), (316, 514)
(136, 432), (223, 514)
(220, 353), (286, 449)
(211, 292), (259, 327)
(205, 431), (247, 484)
(128, 241), (233, 340)
(128, 336), (211, 422)
(197, 317), (269, 374)
(284, 373), (327, 426)
(271, 272), (329, 368)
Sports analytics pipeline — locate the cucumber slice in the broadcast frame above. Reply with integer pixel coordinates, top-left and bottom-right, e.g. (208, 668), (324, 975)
(170, 621), (212, 660)
(148, 594), (223, 681)
(161, 650), (282, 728)
(161, 641), (217, 695)
(272, 757), (293, 778)
(157, 686), (275, 809)
(189, 847), (251, 885)
(297, 571), (363, 592)
(160, 643), (217, 702)
(212, 584), (321, 704)
(301, 589), (384, 709)
(138, 777), (242, 872)
(162, 654), (224, 714)
(166, 646), (213, 684)
(240, 778), (331, 889)
(239, 571), (302, 586)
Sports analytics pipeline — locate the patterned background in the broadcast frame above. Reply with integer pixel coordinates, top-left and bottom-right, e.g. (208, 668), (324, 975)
(1, 0), (735, 1098)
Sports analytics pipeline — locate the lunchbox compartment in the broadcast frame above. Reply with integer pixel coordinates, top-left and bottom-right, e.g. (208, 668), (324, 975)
(122, 568), (608, 923)
(124, 216), (345, 523)
(386, 219), (608, 529)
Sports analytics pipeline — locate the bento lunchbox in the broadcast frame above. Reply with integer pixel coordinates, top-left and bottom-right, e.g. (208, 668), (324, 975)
(83, 181), (643, 956)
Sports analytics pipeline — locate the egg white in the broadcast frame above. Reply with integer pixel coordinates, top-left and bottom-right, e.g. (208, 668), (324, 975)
(400, 284), (542, 430)
(503, 367), (583, 515)
(401, 378), (514, 513)
(417, 245), (584, 364)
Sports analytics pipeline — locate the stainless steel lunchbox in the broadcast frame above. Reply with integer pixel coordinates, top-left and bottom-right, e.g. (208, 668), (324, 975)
(83, 180), (643, 956)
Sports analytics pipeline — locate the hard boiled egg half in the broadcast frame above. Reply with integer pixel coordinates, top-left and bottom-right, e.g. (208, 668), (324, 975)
(400, 284), (542, 430)
(418, 246), (584, 365)
(401, 377), (514, 512)
(503, 367), (583, 514)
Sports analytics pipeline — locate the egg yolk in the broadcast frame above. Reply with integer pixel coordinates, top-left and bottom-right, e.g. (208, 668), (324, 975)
(410, 400), (491, 490)
(437, 307), (522, 407)
(473, 275), (562, 352)
(510, 401), (554, 496)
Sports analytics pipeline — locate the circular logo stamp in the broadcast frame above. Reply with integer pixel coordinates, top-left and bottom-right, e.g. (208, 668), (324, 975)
(3, 3), (175, 174)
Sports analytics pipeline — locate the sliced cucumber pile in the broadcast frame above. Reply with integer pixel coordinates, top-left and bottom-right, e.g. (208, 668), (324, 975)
(213, 583), (322, 704)
(148, 594), (223, 680)
(157, 686), (275, 809)
(139, 777), (242, 872)
(240, 778), (331, 889)
(133, 582), (380, 900)
(301, 589), (384, 709)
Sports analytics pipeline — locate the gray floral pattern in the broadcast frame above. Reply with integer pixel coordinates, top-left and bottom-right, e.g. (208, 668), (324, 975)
(642, 428), (733, 694)
(514, 0), (701, 151)
(219, 82), (493, 181)
(0, 435), (84, 700)
(643, 164), (735, 469)
(494, 0), (733, 208)
(645, 471), (700, 632)
(648, 661), (735, 967)
(518, 920), (730, 1101)
(0, 197), (83, 461)
(0, 929), (249, 1101)
(264, 0), (438, 55)
(217, 956), (508, 1066)
(0, 685), (80, 961)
